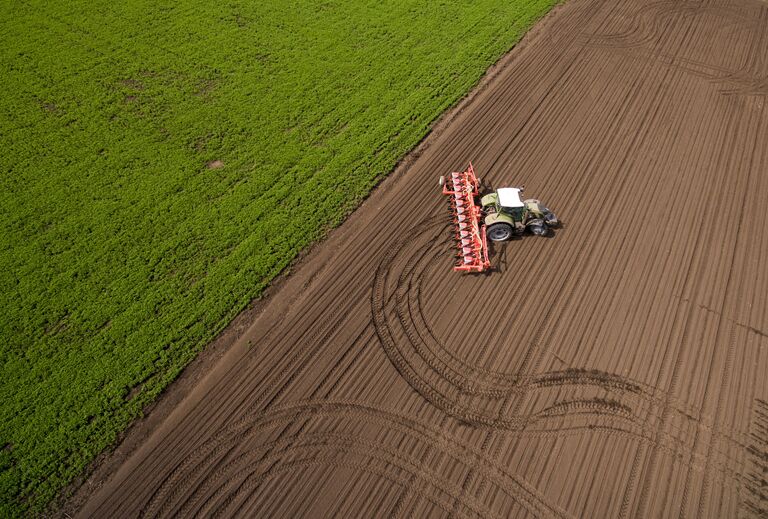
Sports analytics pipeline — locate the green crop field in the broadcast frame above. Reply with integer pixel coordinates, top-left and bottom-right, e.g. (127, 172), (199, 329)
(0, 0), (557, 515)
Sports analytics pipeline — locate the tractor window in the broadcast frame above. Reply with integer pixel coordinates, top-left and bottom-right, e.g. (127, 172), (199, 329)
(502, 207), (524, 220)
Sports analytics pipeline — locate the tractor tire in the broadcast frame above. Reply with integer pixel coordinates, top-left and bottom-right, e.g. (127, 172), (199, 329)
(526, 218), (549, 236)
(487, 223), (514, 242)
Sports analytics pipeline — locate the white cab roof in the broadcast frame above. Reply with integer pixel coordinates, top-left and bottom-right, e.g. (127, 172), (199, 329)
(497, 188), (524, 208)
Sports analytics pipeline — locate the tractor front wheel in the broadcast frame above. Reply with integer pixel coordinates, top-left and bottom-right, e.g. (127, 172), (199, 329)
(526, 219), (549, 236)
(487, 223), (514, 242)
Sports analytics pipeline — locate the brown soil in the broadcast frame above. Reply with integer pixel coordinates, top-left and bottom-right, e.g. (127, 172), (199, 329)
(71, 0), (768, 516)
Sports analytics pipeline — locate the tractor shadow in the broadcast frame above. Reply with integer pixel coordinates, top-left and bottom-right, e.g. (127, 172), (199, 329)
(489, 221), (566, 274)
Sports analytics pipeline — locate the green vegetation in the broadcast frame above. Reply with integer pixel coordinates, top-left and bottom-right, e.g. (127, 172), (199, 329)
(0, 0), (557, 514)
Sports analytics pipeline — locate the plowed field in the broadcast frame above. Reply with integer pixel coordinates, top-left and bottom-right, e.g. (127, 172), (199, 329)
(77, 0), (768, 516)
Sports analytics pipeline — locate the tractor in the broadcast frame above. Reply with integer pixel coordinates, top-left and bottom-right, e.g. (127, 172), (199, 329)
(479, 187), (559, 241)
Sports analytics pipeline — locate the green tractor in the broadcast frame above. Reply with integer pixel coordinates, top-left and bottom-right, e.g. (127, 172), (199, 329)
(479, 187), (559, 242)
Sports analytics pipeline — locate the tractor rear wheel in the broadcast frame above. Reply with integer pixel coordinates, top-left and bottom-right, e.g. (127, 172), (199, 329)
(487, 223), (514, 242)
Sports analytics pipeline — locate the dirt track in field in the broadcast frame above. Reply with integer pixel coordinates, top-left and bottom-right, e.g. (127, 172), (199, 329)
(77, 0), (768, 516)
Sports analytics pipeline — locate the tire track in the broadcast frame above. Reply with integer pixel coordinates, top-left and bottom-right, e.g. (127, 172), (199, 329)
(141, 401), (573, 519)
(582, 0), (767, 96)
(371, 216), (652, 428)
(140, 400), (750, 519)
(371, 212), (753, 460)
(739, 399), (768, 517)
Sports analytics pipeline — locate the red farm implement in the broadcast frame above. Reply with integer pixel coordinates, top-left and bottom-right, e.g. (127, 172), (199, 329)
(439, 163), (490, 273)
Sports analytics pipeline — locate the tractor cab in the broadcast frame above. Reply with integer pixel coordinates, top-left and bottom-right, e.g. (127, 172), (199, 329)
(496, 188), (525, 219)
(480, 187), (525, 221)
